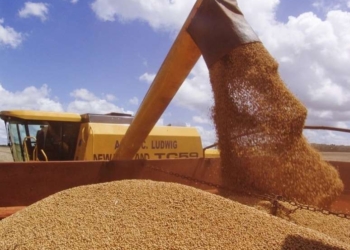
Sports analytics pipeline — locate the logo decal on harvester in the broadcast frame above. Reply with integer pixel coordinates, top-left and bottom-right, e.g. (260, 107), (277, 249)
(93, 139), (199, 160)
(114, 140), (177, 150)
(93, 152), (199, 161)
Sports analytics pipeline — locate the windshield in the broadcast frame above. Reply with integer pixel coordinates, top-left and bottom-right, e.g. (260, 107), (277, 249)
(7, 120), (79, 162)
(8, 122), (42, 161)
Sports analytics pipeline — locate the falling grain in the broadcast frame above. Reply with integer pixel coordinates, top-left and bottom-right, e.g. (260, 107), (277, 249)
(209, 42), (344, 207)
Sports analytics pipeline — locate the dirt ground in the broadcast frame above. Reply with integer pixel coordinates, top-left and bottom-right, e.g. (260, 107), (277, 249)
(0, 146), (13, 162)
(320, 152), (350, 162)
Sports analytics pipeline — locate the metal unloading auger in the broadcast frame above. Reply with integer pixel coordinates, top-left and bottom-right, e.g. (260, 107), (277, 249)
(113, 0), (260, 160)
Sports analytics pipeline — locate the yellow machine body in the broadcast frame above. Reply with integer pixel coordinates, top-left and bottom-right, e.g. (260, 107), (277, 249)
(0, 110), (219, 162)
(78, 123), (204, 160)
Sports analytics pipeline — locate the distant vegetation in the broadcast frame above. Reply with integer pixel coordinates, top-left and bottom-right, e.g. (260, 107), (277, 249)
(311, 143), (350, 152)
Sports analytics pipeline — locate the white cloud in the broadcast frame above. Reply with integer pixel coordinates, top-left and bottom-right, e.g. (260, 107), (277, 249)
(237, 0), (279, 33)
(311, 0), (348, 14)
(0, 85), (133, 116)
(304, 129), (350, 145)
(68, 88), (133, 115)
(63, 0), (78, 4)
(255, 10), (350, 119)
(156, 118), (164, 126)
(193, 125), (217, 147)
(0, 126), (7, 144)
(139, 72), (155, 85)
(0, 84), (63, 111)
(70, 88), (98, 102)
(193, 115), (211, 125)
(0, 83), (63, 144)
(18, 2), (49, 22)
(90, 0), (195, 32)
(142, 58), (148, 66)
(173, 59), (213, 114)
(0, 84), (135, 144)
(0, 19), (23, 48)
(129, 97), (139, 105)
(1, 84), (64, 145)
(105, 94), (116, 101)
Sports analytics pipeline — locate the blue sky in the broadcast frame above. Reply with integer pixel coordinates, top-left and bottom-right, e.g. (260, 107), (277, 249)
(0, 0), (350, 146)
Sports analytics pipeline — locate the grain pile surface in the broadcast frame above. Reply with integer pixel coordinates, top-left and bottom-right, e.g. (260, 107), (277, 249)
(209, 42), (344, 207)
(0, 180), (349, 250)
(226, 192), (350, 245)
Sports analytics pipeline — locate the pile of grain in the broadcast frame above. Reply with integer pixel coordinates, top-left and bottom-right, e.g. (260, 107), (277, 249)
(0, 180), (348, 249)
(209, 42), (344, 207)
(226, 192), (350, 246)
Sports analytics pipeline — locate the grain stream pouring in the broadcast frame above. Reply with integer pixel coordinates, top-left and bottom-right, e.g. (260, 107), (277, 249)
(187, 0), (344, 207)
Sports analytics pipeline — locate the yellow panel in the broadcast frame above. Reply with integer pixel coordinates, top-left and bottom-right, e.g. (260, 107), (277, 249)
(204, 149), (220, 158)
(74, 123), (91, 160)
(85, 123), (204, 160)
(0, 110), (81, 122)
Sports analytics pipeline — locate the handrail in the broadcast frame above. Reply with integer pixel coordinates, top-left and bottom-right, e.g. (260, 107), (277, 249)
(202, 143), (219, 157)
(40, 149), (48, 162)
(23, 136), (49, 162)
(22, 136), (36, 161)
(304, 126), (350, 133)
(203, 125), (350, 156)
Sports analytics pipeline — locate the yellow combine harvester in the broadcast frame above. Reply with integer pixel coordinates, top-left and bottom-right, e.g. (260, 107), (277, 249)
(0, 110), (219, 162)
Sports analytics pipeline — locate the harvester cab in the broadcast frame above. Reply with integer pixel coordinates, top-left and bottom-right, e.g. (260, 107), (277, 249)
(0, 110), (81, 162)
(0, 110), (220, 162)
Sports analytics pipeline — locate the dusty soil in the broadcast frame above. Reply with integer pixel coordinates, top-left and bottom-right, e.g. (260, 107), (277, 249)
(321, 152), (350, 163)
(0, 146), (12, 162)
